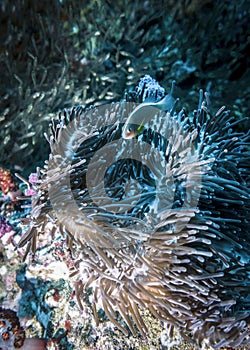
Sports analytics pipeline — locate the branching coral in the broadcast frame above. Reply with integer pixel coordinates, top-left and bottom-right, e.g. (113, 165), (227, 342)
(18, 76), (249, 348)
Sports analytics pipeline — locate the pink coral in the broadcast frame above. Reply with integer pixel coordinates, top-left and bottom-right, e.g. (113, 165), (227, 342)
(28, 173), (39, 185)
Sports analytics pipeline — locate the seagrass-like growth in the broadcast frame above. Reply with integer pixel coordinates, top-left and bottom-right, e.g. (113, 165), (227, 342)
(19, 76), (250, 348)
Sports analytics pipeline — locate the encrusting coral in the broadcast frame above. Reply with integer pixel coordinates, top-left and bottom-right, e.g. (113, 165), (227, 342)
(0, 306), (46, 349)
(0, 306), (26, 349)
(18, 75), (250, 348)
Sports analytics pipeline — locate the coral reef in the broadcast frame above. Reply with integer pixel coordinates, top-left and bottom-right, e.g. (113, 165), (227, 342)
(0, 1), (249, 349)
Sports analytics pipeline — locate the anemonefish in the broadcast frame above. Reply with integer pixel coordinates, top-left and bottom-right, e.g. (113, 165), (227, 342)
(122, 81), (177, 139)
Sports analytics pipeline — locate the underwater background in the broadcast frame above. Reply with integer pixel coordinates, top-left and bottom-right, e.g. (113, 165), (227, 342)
(0, 1), (249, 349)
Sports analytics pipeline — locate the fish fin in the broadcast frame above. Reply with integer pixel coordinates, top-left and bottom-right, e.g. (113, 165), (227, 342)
(157, 80), (176, 112)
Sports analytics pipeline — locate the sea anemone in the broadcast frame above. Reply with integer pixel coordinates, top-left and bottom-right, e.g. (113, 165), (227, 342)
(19, 76), (250, 348)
